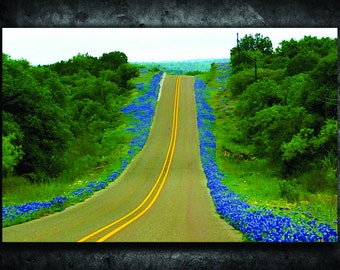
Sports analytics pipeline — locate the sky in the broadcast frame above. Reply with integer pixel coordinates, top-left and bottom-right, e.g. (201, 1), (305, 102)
(2, 28), (338, 66)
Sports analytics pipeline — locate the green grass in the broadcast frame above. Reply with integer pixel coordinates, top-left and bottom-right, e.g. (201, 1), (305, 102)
(2, 155), (122, 207)
(218, 155), (338, 227)
(2, 70), (155, 209)
(203, 63), (338, 229)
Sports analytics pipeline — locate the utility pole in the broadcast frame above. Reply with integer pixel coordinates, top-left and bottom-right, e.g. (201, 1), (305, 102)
(237, 33), (258, 82)
(237, 32), (240, 53)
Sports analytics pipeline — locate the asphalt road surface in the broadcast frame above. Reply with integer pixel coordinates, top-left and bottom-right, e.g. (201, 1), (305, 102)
(2, 75), (243, 242)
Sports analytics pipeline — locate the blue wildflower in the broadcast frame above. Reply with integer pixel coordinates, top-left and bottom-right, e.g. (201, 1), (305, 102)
(193, 76), (338, 242)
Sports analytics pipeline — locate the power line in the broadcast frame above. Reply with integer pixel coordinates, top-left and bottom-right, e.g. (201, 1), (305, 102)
(237, 32), (258, 82)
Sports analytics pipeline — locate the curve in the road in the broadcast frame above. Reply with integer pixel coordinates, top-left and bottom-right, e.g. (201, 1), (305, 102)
(78, 76), (181, 242)
(2, 75), (243, 242)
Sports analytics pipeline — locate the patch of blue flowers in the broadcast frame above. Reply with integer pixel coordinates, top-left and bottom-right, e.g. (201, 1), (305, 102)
(194, 77), (338, 242)
(120, 71), (162, 158)
(135, 82), (144, 91)
(3, 196), (70, 226)
(2, 72), (163, 228)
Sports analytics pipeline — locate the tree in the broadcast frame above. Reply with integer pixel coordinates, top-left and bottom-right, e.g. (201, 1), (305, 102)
(230, 33), (273, 74)
(98, 51), (128, 71)
(307, 47), (337, 119)
(228, 69), (256, 97)
(236, 79), (282, 118)
(281, 119), (337, 178)
(276, 38), (299, 59)
(250, 105), (307, 163)
(116, 63), (140, 90)
(2, 134), (24, 177)
(285, 51), (319, 76)
(2, 54), (73, 181)
(238, 33), (273, 54)
(50, 53), (97, 76)
(2, 111), (24, 177)
(224, 34), (338, 184)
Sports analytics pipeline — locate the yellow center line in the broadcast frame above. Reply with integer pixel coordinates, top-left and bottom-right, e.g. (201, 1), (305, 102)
(77, 75), (181, 242)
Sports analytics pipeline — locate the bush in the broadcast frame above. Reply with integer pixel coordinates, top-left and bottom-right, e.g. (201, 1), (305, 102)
(194, 76), (337, 242)
(228, 69), (256, 97)
(299, 169), (330, 194)
(279, 179), (299, 203)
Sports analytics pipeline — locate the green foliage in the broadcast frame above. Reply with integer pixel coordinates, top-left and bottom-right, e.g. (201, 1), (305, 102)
(99, 51), (128, 71)
(2, 111), (25, 176)
(277, 38), (299, 58)
(285, 51), (319, 76)
(2, 134), (24, 176)
(204, 52), (337, 227)
(230, 33), (273, 74)
(280, 73), (311, 106)
(279, 179), (300, 203)
(2, 54), (73, 180)
(281, 119), (337, 177)
(307, 47), (338, 118)
(210, 34), (337, 201)
(2, 50), (140, 183)
(228, 69), (255, 97)
(250, 105), (307, 161)
(50, 51), (129, 77)
(185, 70), (204, 76)
(205, 62), (218, 83)
(281, 128), (314, 161)
(299, 170), (327, 194)
(236, 79), (281, 118)
(51, 53), (96, 76)
(116, 63), (140, 89)
(239, 33), (273, 54)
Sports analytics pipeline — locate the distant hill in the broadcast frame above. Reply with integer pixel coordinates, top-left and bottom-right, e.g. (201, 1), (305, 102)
(133, 58), (230, 74)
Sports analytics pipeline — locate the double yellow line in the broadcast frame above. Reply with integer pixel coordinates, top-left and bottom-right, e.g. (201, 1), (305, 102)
(77, 76), (182, 242)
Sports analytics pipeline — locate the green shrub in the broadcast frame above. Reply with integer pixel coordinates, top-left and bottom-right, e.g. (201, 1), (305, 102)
(279, 179), (300, 203)
(299, 169), (329, 194)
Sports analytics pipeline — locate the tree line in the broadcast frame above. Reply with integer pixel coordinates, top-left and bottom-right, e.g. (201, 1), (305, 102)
(2, 51), (140, 182)
(221, 34), (337, 192)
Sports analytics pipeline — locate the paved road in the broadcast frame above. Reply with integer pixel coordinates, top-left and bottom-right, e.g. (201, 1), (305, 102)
(2, 75), (243, 242)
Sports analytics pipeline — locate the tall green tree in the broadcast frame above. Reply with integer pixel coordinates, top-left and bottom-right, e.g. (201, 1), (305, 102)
(223, 35), (337, 183)
(98, 51), (128, 71)
(2, 54), (73, 181)
(230, 33), (273, 74)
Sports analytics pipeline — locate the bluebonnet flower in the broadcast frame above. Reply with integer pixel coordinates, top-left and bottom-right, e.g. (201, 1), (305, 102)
(303, 212), (313, 218)
(3, 72), (163, 228)
(115, 71), (163, 177)
(135, 82), (145, 90)
(194, 76), (338, 242)
(50, 196), (69, 205)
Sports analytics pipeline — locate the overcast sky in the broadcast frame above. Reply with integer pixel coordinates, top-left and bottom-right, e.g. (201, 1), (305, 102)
(2, 28), (338, 66)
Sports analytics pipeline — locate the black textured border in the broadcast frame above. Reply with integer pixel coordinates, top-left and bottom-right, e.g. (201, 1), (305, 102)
(1, 0), (340, 269)
(1, 0), (340, 27)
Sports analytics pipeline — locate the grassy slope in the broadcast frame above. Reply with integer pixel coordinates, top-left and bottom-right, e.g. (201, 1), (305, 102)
(199, 63), (338, 229)
(2, 70), (157, 208)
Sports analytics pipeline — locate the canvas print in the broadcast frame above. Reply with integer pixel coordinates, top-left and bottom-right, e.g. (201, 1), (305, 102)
(2, 28), (338, 242)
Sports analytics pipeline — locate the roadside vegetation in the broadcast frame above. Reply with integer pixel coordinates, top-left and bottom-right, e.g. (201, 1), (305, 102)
(194, 75), (337, 241)
(198, 34), (338, 239)
(2, 51), (163, 227)
(2, 34), (337, 241)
